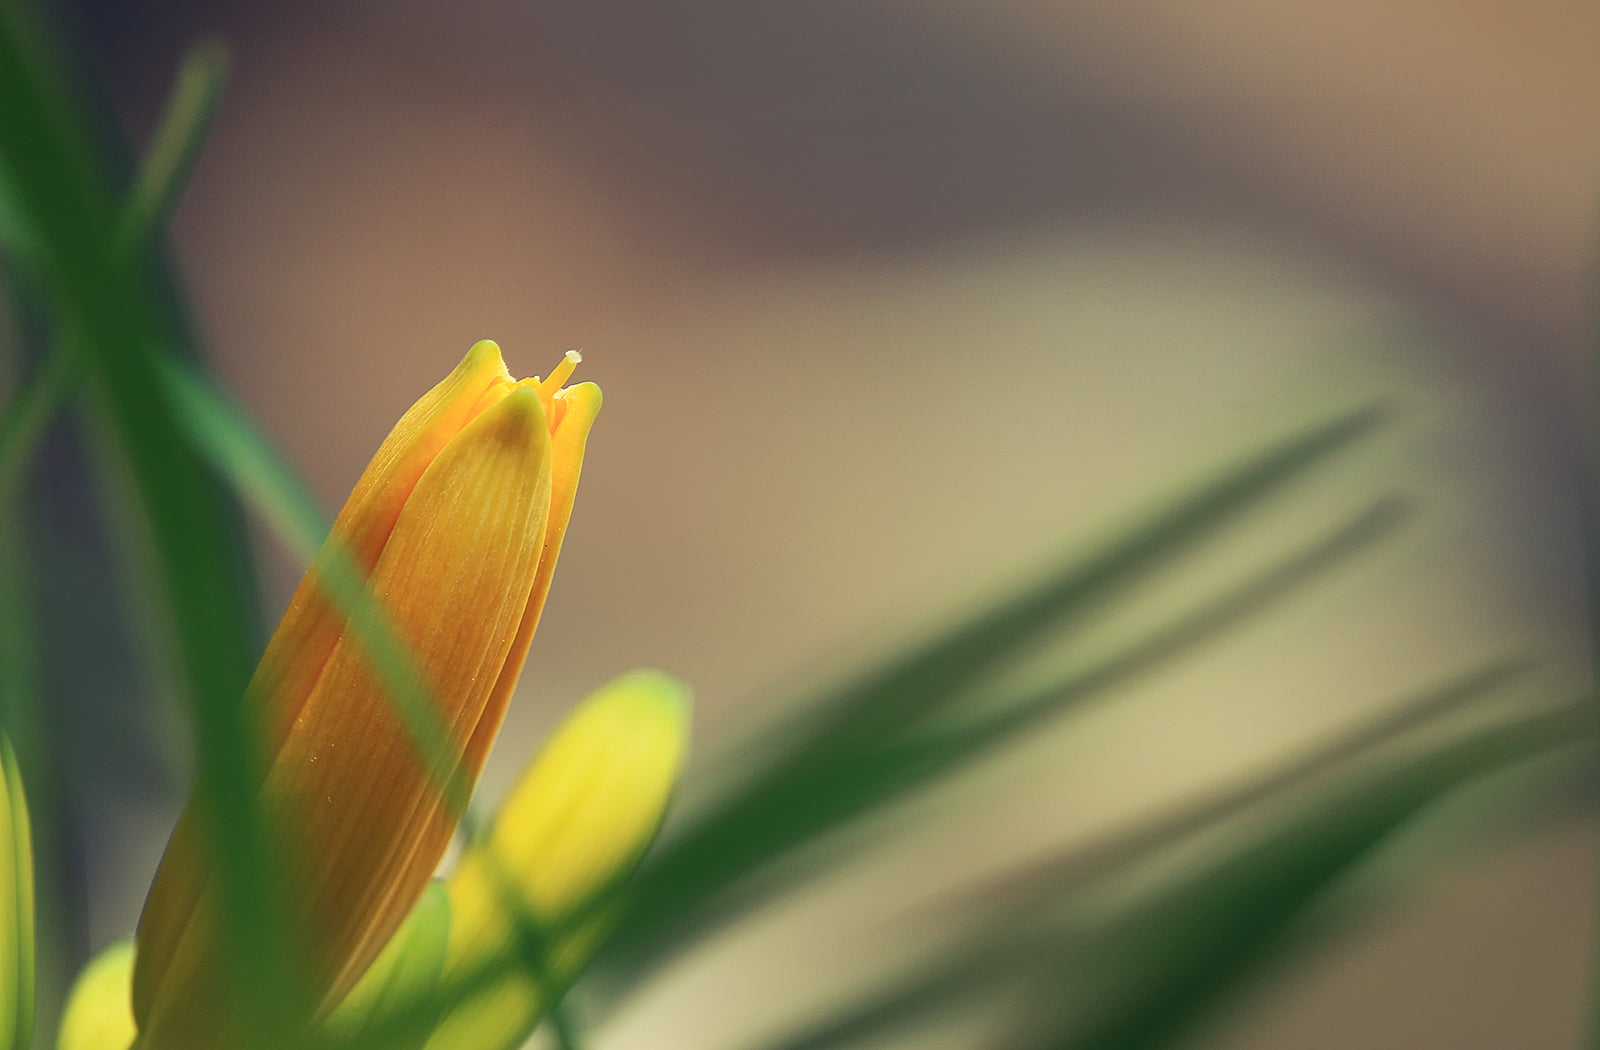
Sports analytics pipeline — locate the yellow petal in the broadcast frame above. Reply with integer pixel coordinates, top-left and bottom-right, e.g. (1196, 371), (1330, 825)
(58, 942), (134, 1050)
(426, 670), (689, 1050)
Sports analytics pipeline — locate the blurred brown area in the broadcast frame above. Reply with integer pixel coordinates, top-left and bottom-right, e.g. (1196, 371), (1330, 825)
(59, 1), (1600, 1047)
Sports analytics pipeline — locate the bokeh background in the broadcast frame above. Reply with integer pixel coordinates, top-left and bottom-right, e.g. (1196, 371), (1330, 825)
(29, 1), (1600, 1047)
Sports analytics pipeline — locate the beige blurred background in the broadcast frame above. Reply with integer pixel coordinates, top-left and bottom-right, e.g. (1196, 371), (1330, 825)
(63, 1), (1600, 1047)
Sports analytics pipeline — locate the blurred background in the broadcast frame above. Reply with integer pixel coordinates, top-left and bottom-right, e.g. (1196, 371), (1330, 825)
(23, 0), (1600, 1047)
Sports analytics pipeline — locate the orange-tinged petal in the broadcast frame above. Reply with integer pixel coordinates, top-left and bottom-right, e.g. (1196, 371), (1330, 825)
(465, 379), (602, 777)
(134, 381), (556, 1050)
(132, 343), (514, 1022)
(326, 379), (603, 1007)
(261, 339), (516, 747)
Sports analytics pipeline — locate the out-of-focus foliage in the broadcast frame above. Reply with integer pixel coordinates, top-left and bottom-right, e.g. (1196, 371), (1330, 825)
(0, 8), (292, 1044)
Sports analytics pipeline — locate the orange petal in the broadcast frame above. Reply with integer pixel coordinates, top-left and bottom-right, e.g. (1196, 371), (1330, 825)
(134, 384), (552, 1049)
(464, 380), (602, 776)
(260, 340), (516, 748)
(132, 343), (514, 1045)
(352, 380), (603, 1009)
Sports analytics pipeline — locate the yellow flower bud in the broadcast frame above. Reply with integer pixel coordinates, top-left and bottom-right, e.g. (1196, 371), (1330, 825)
(58, 942), (134, 1050)
(133, 343), (600, 1049)
(425, 670), (690, 1050)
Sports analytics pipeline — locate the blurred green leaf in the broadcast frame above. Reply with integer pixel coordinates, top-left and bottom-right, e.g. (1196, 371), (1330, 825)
(114, 40), (229, 257)
(797, 406), (1385, 756)
(606, 415), (1392, 980)
(0, 6), (297, 1042)
(147, 357), (324, 558)
(0, 734), (34, 1050)
(953, 659), (1525, 912)
(0, 344), (74, 501)
(747, 699), (1591, 1050)
(1023, 702), (1593, 1050)
(877, 498), (1412, 789)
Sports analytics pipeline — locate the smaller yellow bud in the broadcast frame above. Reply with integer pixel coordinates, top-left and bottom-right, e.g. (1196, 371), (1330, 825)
(426, 670), (691, 1050)
(58, 942), (134, 1050)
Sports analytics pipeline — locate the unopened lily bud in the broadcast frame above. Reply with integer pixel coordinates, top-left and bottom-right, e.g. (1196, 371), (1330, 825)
(58, 942), (134, 1050)
(426, 670), (690, 1050)
(133, 343), (600, 1049)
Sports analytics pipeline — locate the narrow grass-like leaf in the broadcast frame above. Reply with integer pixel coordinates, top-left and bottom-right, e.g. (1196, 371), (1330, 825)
(743, 937), (1025, 1050)
(746, 699), (1590, 1050)
(1023, 702), (1595, 1050)
(0, 342), (75, 500)
(113, 40), (229, 257)
(147, 357), (323, 559)
(0, 6), (297, 1043)
(792, 405), (1385, 756)
(0, 734), (33, 1050)
(606, 490), (1402, 977)
(0, 279), (66, 1047)
(962, 499), (1407, 744)
(957, 658), (1526, 912)
(738, 664), (1526, 1050)
(0, 514), (35, 1050)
